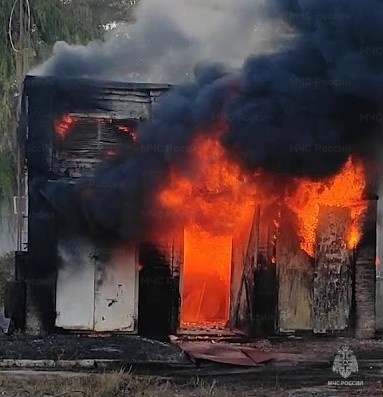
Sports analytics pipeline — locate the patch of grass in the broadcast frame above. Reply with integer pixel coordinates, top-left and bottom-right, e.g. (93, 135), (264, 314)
(0, 371), (382, 397)
(0, 371), (124, 397)
(0, 371), (281, 397)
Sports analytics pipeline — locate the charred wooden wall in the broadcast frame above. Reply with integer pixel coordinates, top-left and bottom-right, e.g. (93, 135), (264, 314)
(276, 200), (377, 337)
(313, 206), (353, 333)
(24, 82), (58, 334)
(22, 76), (171, 334)
(354, 200), (377, 339)
(276, 206), (313, 332)
(230, 205), (278, 336)
(253, 206), (278, 336)
(230, 205), (259, 333)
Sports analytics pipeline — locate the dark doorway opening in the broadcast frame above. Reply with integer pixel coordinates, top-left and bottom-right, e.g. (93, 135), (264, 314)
(138, 243), (177, 340)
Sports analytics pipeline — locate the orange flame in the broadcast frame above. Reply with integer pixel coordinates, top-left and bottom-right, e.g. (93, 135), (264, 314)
(115, 125), (138, 142)
(158, 121), (368, 327)
(285, 157), (367, 256)
(159, 129), (257, 327)
(159, 135), (257, 235)
(54, 114), (77, 138)
(54, 115), (137, 142)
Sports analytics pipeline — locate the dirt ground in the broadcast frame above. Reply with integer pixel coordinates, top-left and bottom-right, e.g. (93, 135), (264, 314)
(0, 334), (189, 363)
(0, 335), (383, 396)
(1, 333), (383, 362)
(0, 370), (382, 397)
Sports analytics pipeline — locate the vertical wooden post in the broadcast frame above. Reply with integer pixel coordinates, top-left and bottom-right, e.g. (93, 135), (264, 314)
(230, 204), (260, 333)
(354, 200), (377, 339)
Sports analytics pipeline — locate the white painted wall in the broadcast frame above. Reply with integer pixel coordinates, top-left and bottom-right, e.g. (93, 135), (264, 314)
(55, 239), (138, 332)
(55, 239), (96, 330)
(94, 246), (137, 332)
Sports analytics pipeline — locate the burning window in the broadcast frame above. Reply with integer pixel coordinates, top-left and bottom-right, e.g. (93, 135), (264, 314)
(54, 114), (139, 161)
(54, 114), (78, 138)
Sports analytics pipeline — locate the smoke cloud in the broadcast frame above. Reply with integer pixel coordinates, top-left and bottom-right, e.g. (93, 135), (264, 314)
(133, 0), (383, 178)
(32, 0), (279, 83)
(34, 0), (383, 240)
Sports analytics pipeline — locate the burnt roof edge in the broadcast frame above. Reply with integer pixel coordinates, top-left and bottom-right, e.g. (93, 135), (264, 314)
(23, 74), (173, 93)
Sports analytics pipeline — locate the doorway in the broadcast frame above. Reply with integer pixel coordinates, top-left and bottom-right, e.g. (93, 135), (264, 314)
(179, 226), (232, 330)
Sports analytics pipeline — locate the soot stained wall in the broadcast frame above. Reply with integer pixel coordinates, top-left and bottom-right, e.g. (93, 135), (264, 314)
(23, 76), (171, 334)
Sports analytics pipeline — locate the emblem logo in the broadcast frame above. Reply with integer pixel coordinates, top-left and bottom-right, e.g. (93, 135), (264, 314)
(332, 345), (358, 379)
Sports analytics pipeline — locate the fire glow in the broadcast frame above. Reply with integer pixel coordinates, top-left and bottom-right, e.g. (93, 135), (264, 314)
(54, 114), (137, 142)
(158, 122), (368, 327)
(115, 125), (138, 142)
(54, 114), (78, 138)
(159, 128), (257, 327)
(285, 158), (367, 257)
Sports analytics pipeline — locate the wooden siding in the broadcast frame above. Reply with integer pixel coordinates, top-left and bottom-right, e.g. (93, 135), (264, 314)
(313, 206), (352, 332)
(276, 208), (313, 331)
(230, 205), (259, 332)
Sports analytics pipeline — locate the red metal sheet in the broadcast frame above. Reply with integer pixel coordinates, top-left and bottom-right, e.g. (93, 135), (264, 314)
(176, 342), (275, 367)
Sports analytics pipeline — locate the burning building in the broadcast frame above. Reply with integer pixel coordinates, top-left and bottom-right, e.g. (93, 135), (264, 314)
(5, 72), (378, 340)
(6, 0), (383, 342)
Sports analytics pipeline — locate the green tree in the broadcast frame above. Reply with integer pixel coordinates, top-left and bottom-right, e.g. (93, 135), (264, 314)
(0, 0), (140, 200)
(87, 0), (140, 27)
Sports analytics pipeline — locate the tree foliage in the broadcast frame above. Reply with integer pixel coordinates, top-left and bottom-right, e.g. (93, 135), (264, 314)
(87, 0), (139, 27)
(0, 0), (140, 200)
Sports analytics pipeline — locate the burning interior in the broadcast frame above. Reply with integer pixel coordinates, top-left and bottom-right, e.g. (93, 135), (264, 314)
(8, 75), (377, 340)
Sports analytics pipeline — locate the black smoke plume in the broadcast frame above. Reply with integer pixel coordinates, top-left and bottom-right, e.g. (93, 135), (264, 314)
(35, 0), (383, 240)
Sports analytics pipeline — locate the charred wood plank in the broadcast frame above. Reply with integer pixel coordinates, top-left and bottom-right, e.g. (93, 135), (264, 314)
(276, 206), (313, 332)
(313, 206), (352, 333)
